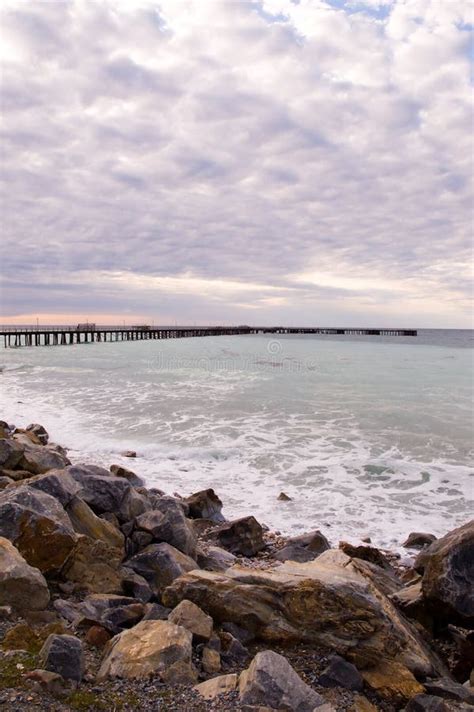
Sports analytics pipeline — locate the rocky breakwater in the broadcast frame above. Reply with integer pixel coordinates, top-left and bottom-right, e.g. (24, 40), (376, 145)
(0, 419), (473, 711)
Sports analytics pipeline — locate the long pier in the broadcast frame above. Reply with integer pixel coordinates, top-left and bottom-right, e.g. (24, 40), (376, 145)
(0, 325), (417, 348)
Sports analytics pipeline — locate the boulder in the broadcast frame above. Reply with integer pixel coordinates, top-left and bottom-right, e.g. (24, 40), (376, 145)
(390, 582), (433, 629)
(418, 520), (474, 627)
(185, 489), (225, 523)
(405, 694), (473, 711)
(66, 496), (124, 550)
(135, 496), (197, 557)
(423, 677), (474, 705)
(100, 602), (145, 635)
(25, 424), (49, 444)
(362, 660), (424, 702)
(239, 650), (326, 711)
(27, 470), (81, 506)
(194, 673), (238, 700)
(19, 445), (70, 475)
(403, 533), (437, 549)
(75, 594), (138, 627)
(163, 552), (443, 676)
(65, 465), (132, 517)
(25, 669), (68, 696)
(38, 634), (84, 682)
(62, 535), (123, 594)
(319, 655), (363, 691)
(168, 600), (213, 643)
(121, 568), (153, 602)
(109, 464), (144, 487)
(98, 620), (196, 682)
(213, 516), (265, 556)
(197, 545), (237, 572)
(0, 486), (76, 574)
(0, 536), (50, 610)
(0, 438), (24, 469)
(142, 603), (171, 621)
(125, 542), (196, 597)
(275, 530), (330, 563)
(202, 642), (221, 674)
(85, 625), (111, 648)
(220, 631), (250, 665)
(339, 542), (392, 570)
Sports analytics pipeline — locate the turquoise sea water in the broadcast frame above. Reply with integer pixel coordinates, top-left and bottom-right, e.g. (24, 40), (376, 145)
(1, 329), (473, 549)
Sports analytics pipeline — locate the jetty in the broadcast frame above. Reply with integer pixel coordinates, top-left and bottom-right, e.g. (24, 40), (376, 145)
(0, 325), (417, 348)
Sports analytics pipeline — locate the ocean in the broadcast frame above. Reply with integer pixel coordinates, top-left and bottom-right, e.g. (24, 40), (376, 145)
(1, 328), (473, 550)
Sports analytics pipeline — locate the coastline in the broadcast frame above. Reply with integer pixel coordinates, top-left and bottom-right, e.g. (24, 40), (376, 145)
(0, 418), (473, 711)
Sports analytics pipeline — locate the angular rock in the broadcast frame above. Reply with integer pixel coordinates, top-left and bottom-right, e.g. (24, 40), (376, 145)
(61, 535), (123, 594)
(0, 438), (24, 469)
(76, 594), (138, 627)
(38, 633), (84, 682)
(403, 533), (437, 549)
(362, 660), (424, 702)
(195, 673), (238, 700)
(0, 485), (76, 574)
(85, 625), (111, 648)
(121, 568), (153, 603)
(222, 621), (254, 644)
(404, 694), (468, 712)
(98, 620), (195, 682)
(19, 445), (70, 475)
(66, 496), (124, 550)
(197, 546), (237, 572)
(109, 464), (144, 487)
(101, 602), (145, 635)
(66, 465), (132, 516)
(142, 603), (171, 621)
(25, 669), (67, 696)
(202, 643), (221, 674)
(418, 520), (474, 627)
(390, 582), (433, 629)
(339, 542), (392, 570)
(0, 536), (50, 610)
(26, 424), (49, 444)
(27, 470), (81, 507)
(135, 496), (197, 557)
(423, 677), (474, 705)
(319, 655), (363, 691)
(220, 631), (250, 665)
(126, 542), (196, 597)
(168, 599), (213, 643)
(214, 516), (265, 556)
(275, 530), (330, 563)
(163, 554), (443, 676)
(185, 489), (225, 523)
(239, 650), (325, 711)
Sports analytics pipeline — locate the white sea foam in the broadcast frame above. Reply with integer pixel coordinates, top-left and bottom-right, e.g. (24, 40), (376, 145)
(1, 332), (472, 550)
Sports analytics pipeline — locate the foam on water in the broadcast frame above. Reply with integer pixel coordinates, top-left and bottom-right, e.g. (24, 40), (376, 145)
(1, 331), (472, 549)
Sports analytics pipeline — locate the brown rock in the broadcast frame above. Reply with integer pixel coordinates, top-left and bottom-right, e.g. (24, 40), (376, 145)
(213, 516), (265, 556)
(339, 541), (392, 569)
(0, 438), (24, 469)
(109, 464), (144, 487)
(97, 620), (195, 681)
(0, 536), (50, 610)
(62, 535), (123, 594)
(168, 599), (213, 643)
(194, 673), (238, 700)
(66, 496), (124, 550)
(85, 625), (111, 648)
(202, 645), (221, 674)
(0, 485), (77, 574)
(18, 444), (70, 475)
(362, 660), (425, 702)
(403, 532), (437, 549)
(25, 424), (49, 445)
(185, 489), (225, 523)
(163, 553), (443, 677)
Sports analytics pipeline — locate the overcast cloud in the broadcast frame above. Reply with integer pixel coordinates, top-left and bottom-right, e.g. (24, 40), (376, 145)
(0, 0), (472, 326)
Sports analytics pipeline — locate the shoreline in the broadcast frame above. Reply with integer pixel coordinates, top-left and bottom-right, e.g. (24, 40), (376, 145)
(0, 418), (473, 711)
(1, 377), (471, 552)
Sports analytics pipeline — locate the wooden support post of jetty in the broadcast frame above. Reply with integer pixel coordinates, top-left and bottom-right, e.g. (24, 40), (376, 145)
(0, 325), (417, 348)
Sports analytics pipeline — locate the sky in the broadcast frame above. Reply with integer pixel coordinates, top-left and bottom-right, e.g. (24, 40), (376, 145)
(0, 0), (472, 327)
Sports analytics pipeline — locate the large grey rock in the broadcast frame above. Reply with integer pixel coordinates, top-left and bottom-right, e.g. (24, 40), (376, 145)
(403, 533), (437, 549)
(197, 546), (237, 572)
(418, 520), (474, 627)
(27, 470), (81, 507)
(185, 489), (225, 523)
(126, 542), (196, 597)
(0, 485), (76, 574)
(38, 634), (84, 682)
(0, 438), (24, 469)
(423, 677), (474, 705)
(135, 496), (197, 557)
(61, 534), (123, 594)
(275, 530), (330, 563)
(0, 536), (50, 610)
(405, 694), (473, 711)
(19, 444), (70, 475)
(109, 464), (144, 487)
(97, 620), (196, 682)
(25, 423), (49, 444)
(239, 650), (325, 711)
(66, 496), (124, 550)
(214, 516), (265, 556)
(318, 654), (363, 691)
(66, 465), (131, 516)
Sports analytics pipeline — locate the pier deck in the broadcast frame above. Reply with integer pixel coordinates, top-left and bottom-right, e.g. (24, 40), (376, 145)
(1, 325), (417, 347)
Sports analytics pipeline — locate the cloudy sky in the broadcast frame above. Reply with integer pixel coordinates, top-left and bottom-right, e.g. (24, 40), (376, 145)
(0, 0), (472, 327)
